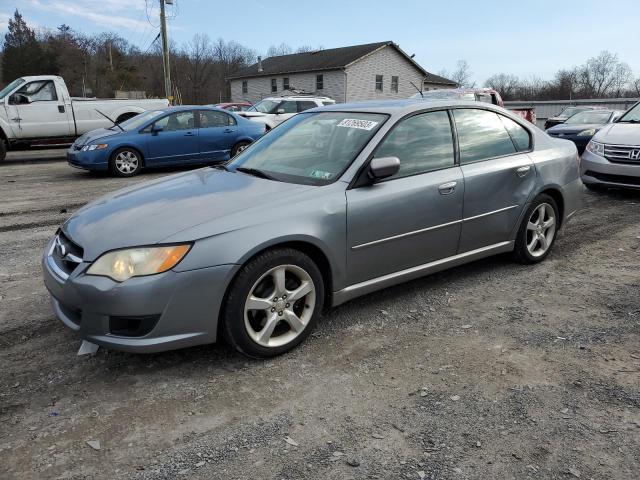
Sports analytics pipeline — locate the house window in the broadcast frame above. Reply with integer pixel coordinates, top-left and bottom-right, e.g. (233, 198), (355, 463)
(283, 77), (290, 90)
(316, 74), (324, 90)
(271, 78), (277, 93)
(375, 75), (383, 92)
(391, 76), (399, 93)
(242, 81), (248, 94)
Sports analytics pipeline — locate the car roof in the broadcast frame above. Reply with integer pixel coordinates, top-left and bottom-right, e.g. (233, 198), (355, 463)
(313, 98), (497, 115)
(261, 96), (334, 101)
(157, 105), (232, 113)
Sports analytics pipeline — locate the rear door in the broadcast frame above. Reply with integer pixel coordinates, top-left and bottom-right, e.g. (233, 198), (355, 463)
(452, 108), (536, 253)
(197, 109), (239, 161)
(346, 110), (464, 285)
(7, 80), (72, 138)
(145, 110), (199, 164)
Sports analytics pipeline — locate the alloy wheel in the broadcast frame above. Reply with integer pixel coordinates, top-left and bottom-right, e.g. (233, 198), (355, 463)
(526, 203), (556, 257)
(115, 150), (139, 175)
(243, 264), (316, 348)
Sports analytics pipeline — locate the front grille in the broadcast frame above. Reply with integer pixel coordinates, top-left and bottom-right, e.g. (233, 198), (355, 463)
(585, 170), (640, 186)
(50, 231), (84, 277)
(604, 144), (640, 164)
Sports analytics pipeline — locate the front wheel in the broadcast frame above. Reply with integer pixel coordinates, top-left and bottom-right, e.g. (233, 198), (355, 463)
(222, 248), (324, 358)
(110, 148), (142, 177)
(513, 194), (559, 264)
(0, 139), (6, 161)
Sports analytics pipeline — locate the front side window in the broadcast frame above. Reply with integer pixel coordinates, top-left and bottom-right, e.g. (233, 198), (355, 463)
(247, 99), (280, 114)
(316, 74), (324, 90)
(154, 111), (195, 132)
(242, 81), (248, 94)
(375, 75), (383, 92)
(277, 101), (297, 113)
(391, 76), (399, 93)
(373, 110), (455, 179)
(271, 78), (277, 93)
(228, 112), (387, 185)
(15, 80), (58, 102)
(199, 110), (235, 128)
(453, 109), (517, 163)
(283, 77), (290, 90)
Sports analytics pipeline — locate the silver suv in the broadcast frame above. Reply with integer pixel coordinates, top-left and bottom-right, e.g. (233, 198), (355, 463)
(581, 102), (640, 190)
(237, 95), (335, 130)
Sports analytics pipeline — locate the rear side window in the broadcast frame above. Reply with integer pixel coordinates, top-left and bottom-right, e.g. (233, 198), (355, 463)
(297, 101), (317, 112)
(499, 115), (531, 152)
(278, 101), (297, 113)
(453, 109), (516, 163)
(373, 110), (455, 179)
(199, 110), (235, 127)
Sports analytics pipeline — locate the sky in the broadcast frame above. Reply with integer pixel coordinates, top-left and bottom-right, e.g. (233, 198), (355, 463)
(2, 0), (640, 85)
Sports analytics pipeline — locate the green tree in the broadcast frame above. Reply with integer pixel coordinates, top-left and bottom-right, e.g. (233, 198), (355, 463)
(2, 10), (51, 81)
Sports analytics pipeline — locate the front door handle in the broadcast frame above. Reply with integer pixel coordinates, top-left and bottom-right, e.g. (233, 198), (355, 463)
(516, 165), (531, 177)
(58, 105), (65, 113)
(184, 132), (195, 136)
(223, 128), (235, 133)
(438, 181), (457, 195)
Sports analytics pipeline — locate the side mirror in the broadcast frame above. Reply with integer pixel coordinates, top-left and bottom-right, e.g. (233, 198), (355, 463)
(369, 156), (400, 181)
(276, 108), (285, 115)
(151, 124), (163, 135)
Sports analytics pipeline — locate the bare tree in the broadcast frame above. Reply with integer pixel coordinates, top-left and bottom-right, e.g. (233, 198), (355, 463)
(577, 51), (632, 98)
(267, 43), (292, 57)
(484, 73), (519, 99)
(441, 60), (475, 87)
(180, 34), (214, 104)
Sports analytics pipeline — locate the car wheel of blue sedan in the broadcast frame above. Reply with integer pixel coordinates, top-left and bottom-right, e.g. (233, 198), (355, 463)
(231, 141), (251, 158)
(223, 248), (324, 358)
(110, 147), (142, 177)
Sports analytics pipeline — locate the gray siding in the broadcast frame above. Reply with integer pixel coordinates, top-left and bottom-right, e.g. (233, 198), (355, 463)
(344, 45), (446, 102)
(231, 70), (346, 104)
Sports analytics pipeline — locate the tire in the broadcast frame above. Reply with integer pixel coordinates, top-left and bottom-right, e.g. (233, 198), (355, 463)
(513, 194), (559, 264)
(116, 113), (137, 124)
(584, 182), (607, 193)
(222, 248), (324, 358)
(109, 147), (142, 177)
(231, 141), (251, 158)
(0, 139), (6, 162)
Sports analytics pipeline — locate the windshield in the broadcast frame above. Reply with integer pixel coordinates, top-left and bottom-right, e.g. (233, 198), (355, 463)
(247, 100), (281, 114)
(118, 110), (165, 131)
(617, 103), (640, 123)
(565, 111), (611, 125)
(0, 78), (25, 99)
(228, 111), (387, 185)
(557, 107), (584, 119)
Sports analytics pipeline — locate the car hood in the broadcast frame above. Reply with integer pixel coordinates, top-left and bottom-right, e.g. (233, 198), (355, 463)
(62, 168), (314, 261)
(237, 111), (268, 118)
(592, 123), (640, 145)
(547, 123), (603, 134)
(75, 127), (124, 145)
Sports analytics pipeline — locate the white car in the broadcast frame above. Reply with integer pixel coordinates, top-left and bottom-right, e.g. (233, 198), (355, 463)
(0, 75), (169, 160)
(237, 95), (335, 130)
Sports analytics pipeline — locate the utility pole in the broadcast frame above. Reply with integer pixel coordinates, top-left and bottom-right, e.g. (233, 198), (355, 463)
(160, 0), (173, 104)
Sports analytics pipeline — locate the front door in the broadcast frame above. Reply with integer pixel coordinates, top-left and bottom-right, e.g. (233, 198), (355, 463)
(145, 110), (199, 164)
(452, 108), (537, 252)
(7, 80), (72, 138)
(197, 109), (240, 161)
(346, 110), (464, 285)
(272, 100), (298, 126)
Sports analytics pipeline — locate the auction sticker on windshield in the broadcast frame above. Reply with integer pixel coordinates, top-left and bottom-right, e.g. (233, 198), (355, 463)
(336, 119), (379, 130)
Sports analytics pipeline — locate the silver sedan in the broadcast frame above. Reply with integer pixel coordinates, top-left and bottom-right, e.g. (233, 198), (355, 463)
(42, 100), (583, 358)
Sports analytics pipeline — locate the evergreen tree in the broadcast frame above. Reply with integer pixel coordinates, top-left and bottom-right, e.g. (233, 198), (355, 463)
(2, 10), (49, 80)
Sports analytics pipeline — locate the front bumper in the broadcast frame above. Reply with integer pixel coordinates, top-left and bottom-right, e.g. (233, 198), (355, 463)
(581, 150), (640, 189)
(67, 148), (110, 171)
(42, 238), (238, 353)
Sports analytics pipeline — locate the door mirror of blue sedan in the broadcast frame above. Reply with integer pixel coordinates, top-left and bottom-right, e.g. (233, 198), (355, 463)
(369, 156), (401, 181)
(151, 124), (164, 135)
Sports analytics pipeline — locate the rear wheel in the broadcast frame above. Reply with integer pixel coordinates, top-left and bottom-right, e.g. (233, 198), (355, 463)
(231, 141), (251, 158)
(0, 139), (6, 161)
(514, 194), (559, 264)
(223, 248), (324, 358)
(110, 148), (142, 177)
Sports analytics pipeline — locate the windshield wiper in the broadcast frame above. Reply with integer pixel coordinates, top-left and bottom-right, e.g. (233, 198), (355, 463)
(618, 119), (640, 123)
(95, 109), (125, 132)
(210, 163), (229, 171)
(235, 167), (277, 181)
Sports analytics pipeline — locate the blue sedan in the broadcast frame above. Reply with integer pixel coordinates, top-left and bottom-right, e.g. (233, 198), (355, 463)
(67, 106), (266, 176)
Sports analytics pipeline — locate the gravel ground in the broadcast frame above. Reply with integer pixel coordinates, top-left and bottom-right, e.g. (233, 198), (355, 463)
(1, 160), (639, 480)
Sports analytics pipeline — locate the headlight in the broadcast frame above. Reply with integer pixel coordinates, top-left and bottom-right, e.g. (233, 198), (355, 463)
(86, 244), (191, 282)
(586, 140), (605, 156)
(577, 128), (596, 137)
(81, 144), (108, 151)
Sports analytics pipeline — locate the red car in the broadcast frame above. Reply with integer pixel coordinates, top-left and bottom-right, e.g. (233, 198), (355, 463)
(213, 102), (252, 112)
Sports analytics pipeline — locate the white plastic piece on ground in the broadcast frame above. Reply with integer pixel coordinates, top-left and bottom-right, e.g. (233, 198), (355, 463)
(77, 340), (99, 356)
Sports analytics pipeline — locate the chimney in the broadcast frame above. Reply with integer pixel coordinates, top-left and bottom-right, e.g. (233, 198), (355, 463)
(257, 56), (263, 73)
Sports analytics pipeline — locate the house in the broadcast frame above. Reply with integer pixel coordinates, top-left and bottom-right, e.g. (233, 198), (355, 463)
(228, 41), (456, 104)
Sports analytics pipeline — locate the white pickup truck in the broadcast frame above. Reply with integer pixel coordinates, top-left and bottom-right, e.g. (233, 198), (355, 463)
(0, 75), (169, 160)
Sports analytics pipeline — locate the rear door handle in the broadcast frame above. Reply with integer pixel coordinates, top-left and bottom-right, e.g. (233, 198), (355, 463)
(438, 181), (457, 195)
(516, 165), (531, 177)
(184, 132), (195, 136)
(223, 128), (235, 133)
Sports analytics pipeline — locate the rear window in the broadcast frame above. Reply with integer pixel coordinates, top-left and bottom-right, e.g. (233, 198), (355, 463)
(453, 109), (517, 163)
